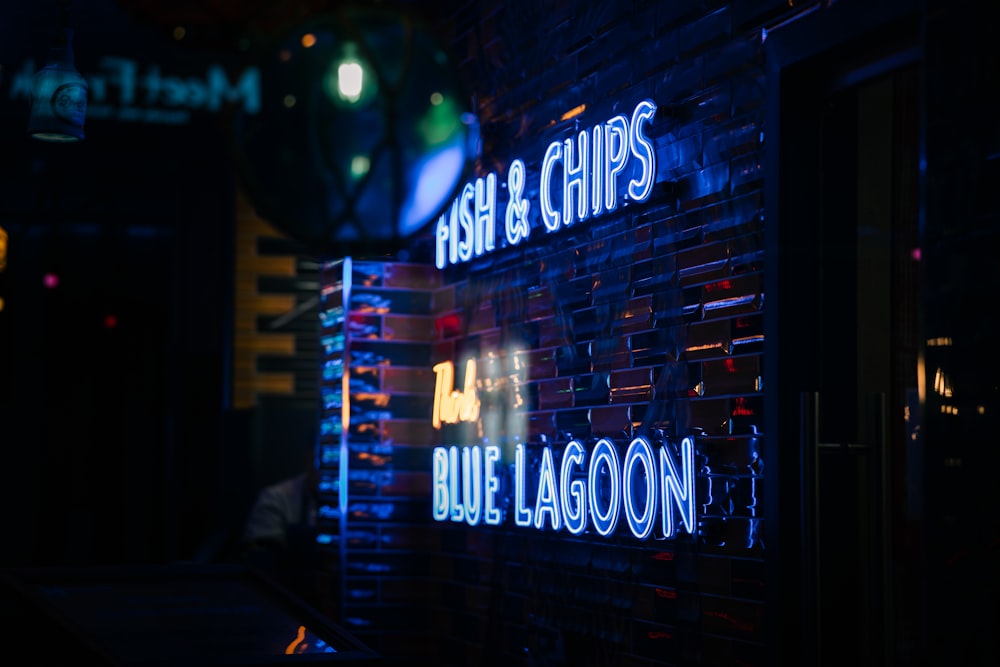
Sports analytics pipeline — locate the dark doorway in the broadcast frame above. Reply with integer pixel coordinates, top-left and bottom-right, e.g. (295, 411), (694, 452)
(766, 12), (922, 667)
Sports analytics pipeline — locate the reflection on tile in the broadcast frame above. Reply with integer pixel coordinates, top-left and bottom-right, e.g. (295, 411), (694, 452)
(521, 348), (558, 381)
(698, 435), (762, 474)
(349, 340), (432, 368)
(383, 263), (440, 289)
(573, 373), (610, 407)
(678, 242), (730, 285)
(609, 368), (653, 404)
(351, 261), (383, 288)
(658, 128), (703, 182)
(700, 192), (763, 243)
(620, 295), (654, 334)
(350, 393), (432, 420)
(571, 306), (602, 342)
(539, 316), (573, 348)
(555, 409), (591, 439)
(591, 336), (630, 372)
(662, 286), (705, 324)
(681, 161), (729, 205)
(730, 314), (764, 354)
(381, 471), (431, 497)
(525, 286), (554, 320)
(729, 396), (763, 435)
(383, 315), (436, 341)
(631, 329), (679, 367)
(537, 378), (574, 410)
(432, 285), (455, 313)
(631, 256), (678, 298)
(702, 293), (757, 319)
(653, 217), (701, 256)
(348, 314), (381, 339)
(701, 355), (760, 396)
(689, 397), (735, 436)
(704, 273), (760, 298)
(700, 595), (764, 640)
(631, 620), (679, 662)
(556, 343), (592, 376)
(705, 117), (760, 163)
(589, 406), (631, 437)
(685, 319), (730, 359)
(354, 288), (432, 315)
(382, 367), (434, 394)
(468, 301), (496, 333)
(593, 268), (633, 305)
(651, 362), (692, 400)
(322, 335), (345, 358)
(382, 525), (440, 551)
(350, 290), (391, 313)
(698, 516), (762, 552)
(347, 469), (384, 496)
(373, 421), (434, 448)
(563, 275), (595, 311)
(523, 412), (553, 442)
(349, 367), (380, 392)
(730, 246), (764, 275)
(730, 153), (763, 192)
(345, 550), (429, 576)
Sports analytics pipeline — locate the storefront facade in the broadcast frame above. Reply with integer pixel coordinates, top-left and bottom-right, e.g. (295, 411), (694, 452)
(0, 0), (994, 664)
(316, 1), (998, 666)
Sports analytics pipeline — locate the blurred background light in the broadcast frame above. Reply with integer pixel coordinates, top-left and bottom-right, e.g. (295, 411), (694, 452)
(231, 4), (479, 260)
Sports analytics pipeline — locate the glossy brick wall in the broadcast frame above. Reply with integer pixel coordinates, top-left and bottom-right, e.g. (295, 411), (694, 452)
(426, 2), (772, 665)
(317, 1), (785, 665)
(317, 258), (443, 659)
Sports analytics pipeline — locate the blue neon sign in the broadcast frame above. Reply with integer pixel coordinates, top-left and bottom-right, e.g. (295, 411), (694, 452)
(435, 98), (658, 269)
(432, 434), (696, 540)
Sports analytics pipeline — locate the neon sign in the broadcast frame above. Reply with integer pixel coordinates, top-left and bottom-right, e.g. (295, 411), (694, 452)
(435, 99), (658, 269)
(431, 435), (696, 540)
(6, 56), (260, 125)
(431, 359), (481, 428)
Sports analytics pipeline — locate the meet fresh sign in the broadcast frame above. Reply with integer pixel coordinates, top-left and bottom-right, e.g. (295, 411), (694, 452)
(6, 55), (260, 125)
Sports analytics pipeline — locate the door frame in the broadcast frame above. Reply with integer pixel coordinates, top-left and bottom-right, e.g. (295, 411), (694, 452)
(762, 1), (920, 665)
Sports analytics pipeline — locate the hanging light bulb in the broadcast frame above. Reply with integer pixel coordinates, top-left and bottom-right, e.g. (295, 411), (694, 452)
(28, 3), (87, 142)
(324, 41), (376, 108)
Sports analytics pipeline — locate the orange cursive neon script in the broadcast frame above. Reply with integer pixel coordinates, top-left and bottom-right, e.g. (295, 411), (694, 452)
(432, 360), (481, 428)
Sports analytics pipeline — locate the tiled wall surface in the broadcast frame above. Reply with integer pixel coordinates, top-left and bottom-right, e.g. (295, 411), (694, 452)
(426, 2), (769, 665)
(319, 1), (781, 665)
(233, 188), (322, 408)
(317, 259), (442, 658)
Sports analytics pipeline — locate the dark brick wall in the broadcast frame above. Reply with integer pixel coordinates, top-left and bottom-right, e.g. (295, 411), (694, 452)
(420, 2), (770, 665)
(317, 259), (442, 658)
(316, 1), (1000, 666)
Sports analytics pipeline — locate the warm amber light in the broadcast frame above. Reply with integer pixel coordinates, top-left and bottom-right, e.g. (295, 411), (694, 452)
(560, 103), (586, 121)
(285, 625), (306, 655)
(173, 26), (186, 40)
(927, 336), (953, 346)
(0, 224), (7, 271)
(301, 33), (316, 48)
